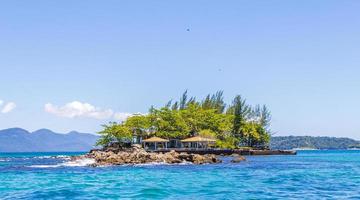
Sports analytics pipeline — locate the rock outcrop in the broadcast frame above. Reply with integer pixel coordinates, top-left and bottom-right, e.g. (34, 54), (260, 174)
(72, 145), (222, 167)
(231, 154), (246, 163)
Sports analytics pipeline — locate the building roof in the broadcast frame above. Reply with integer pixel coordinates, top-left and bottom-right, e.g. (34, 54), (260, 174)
(142, 136), (169, 142)
(181, 136), (216, 142)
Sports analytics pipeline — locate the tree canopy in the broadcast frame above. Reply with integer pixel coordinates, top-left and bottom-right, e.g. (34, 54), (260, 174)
(97, 91), (272, 149)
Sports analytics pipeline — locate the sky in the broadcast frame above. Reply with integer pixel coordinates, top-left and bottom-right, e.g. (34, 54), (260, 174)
(1, 1), (360, 139)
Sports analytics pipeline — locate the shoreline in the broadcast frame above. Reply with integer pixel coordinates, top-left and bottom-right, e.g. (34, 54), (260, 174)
(152, 149), (297, 156)
(71, 145), (296, 167)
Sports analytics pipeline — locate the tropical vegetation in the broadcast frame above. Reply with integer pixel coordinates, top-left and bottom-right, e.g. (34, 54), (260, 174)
(97, 91), (272, 149)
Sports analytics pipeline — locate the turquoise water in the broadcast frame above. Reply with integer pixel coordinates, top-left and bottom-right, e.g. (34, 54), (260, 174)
(1, 151), (360, 199)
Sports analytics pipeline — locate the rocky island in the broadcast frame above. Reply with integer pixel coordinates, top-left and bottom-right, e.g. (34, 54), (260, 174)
(71, 144), (246, 167)
(73, 91), (297, 167)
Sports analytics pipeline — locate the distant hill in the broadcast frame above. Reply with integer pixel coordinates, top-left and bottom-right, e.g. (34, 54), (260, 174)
(270, 136), (360, 150)
(0, 128), (99, 152)
(2, 128), (358, 151)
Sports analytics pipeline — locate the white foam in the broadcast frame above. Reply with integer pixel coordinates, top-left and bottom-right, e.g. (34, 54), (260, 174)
(29, 158), (95, 168)
(134, 162), (170, 167)
(33, 156), (52, 159)
(33, 155), (71, 160)
(178, 161), (193, 165)
(55, 155), (71, 159)
(0, 158), (8, 162)
(29, 164), (60, 168)
(133, 161), (193, 167)
(61, 158), (95, 167)
(28, 159), (193, 168)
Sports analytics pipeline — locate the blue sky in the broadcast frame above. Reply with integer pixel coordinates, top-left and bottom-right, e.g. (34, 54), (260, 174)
(1, 1), (360, 138)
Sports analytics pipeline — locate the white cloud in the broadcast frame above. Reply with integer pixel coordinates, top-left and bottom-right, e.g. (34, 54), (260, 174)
(45, 101), (114, 119)
(1, 102), (16, 114)
(113, 112), (133, 121)
(44, 101), (143, 121)
(0, 100), (3, 107)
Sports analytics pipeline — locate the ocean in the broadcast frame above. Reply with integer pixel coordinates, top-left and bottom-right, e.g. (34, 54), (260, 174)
(1, 150), (360, 199)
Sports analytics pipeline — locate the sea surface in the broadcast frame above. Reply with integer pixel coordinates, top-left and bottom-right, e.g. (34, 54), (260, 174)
(1, 150), (360, 199)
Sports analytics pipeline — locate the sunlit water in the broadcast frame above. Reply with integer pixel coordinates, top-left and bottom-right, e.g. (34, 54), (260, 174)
(1, 150), (360, 199)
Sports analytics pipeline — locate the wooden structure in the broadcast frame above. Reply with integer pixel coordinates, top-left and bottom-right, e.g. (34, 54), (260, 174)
(142, 136), (169, 150)
(153, 149), (297, 156)
(181, 136), (216, 149)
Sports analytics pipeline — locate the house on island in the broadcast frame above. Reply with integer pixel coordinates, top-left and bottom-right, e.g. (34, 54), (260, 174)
(142, 136), (169, 150)
(181, 136), (216, 149)
(142, 135), (216, 150)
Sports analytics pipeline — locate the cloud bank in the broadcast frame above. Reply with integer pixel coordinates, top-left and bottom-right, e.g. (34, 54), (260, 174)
(113, 112), (133, 121)
(45, 101), (135, 121)
(0, 100), (16, 114)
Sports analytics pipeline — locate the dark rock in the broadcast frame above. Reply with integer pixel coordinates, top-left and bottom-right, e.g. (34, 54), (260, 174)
(74, 147), (221, 166)
(231, 156), (246, 163)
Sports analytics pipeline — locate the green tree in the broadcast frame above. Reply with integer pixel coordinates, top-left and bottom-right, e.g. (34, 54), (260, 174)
(198, 129), (217, 139)
(231, 95), (251, 141)
(216, 135), (238, 149)
(201, 94), (212, 110)
(201, 91), (226, 114)
(125, 115), (150, 137)
(96, 91), (273, 149)
(253, 104), (271, 129)
(255, 125), (271, 148)
(96, 122), (132, 146)
(241, 122), (260, 147)
(251, 104), (272, 147)
(152, 107), (190, 139)
(180, 102), (203, 135)
(179, 90), (188, 110)
(171, 101), (179, 110)
(165, 100), (172, 109)
(212, 90), (226, 114)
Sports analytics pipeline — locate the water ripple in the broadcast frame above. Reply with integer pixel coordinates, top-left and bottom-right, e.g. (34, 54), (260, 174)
(1, 150), (360, 199)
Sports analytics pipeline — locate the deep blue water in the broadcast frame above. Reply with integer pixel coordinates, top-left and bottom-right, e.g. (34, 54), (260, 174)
(1, 150), (360, 199)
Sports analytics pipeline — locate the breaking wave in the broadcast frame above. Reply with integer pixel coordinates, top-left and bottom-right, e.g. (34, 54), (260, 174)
(29, 158), (95, 168)
(33, 155), (71, 160)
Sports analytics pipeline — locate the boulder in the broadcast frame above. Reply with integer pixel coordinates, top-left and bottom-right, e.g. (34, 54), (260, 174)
(231, 156), (246, 163)
(74, 146), (222, 166)
(131, 144), (142, 149)
(161, 152), (182, 163)
(191, 154), (221, 164)
(205, 154), (222, 163)
(178, 152), (193, 161)
(192, 154), (207, 164)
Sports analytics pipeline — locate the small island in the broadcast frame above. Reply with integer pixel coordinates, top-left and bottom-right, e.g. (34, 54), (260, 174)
(74, 91), (295, 166)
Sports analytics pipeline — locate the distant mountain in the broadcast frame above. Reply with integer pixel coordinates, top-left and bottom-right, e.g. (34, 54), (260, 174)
(0, 128), (99, 152)
(271, 136), (360, 150)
